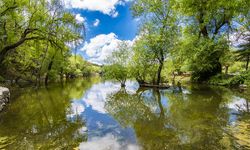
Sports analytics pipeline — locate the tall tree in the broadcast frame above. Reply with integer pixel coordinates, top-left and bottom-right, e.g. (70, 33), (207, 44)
(233, 0), (250, 71)
(132, 0), (178, 85)
(129, 36), (158, 84)
(103, 41), (131, 87)
(172, 0), (242, 81)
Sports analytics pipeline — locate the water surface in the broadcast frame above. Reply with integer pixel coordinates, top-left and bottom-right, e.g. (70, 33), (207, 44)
(0, 78), (249, 149)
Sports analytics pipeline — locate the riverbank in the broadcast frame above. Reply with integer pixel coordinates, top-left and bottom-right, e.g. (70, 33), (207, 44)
(208, 72), (250, 88)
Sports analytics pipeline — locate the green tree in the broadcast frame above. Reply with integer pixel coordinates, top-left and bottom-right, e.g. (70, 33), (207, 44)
(132, 0), (178, 85)
(0, 0), (85, 84)
(103, 41), (131, 87)
(231, 0), (249, 71)
(235, 33), (250, 71)
(220, 49), (235, 75)
(129, 35), (158, 84)
(172, 0), (244, 81)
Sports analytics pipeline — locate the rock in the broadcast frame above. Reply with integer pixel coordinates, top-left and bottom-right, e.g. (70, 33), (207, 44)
(0, 87), (10, 112)
(239, 84), (247, 89)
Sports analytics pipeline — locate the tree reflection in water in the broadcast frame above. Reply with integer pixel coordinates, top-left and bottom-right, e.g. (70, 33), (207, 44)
(0, 79), (96, 149)
(105, 85), (250, 150)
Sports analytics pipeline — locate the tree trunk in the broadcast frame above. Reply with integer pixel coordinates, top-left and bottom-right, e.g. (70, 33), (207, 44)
(172, 71), (176, 86)
(0, 28), (43, 64)
(121, 83), (126, 87)
(154, 90), (164, 118)
(121, 80), (126, 87)
(246, 56), (249, 71)
(45, 55), (55, 86)
(60, 68), (64, 82)
(156, 61), (163, 85)
(0, 47), (11, 65)
(225, 65), (229, 75)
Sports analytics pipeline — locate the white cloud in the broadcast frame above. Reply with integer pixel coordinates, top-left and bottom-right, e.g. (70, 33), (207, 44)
(112, 11), (119, 18)
(93, 19), (100, 27)
(81, 33), (135, 65)
(64, 0), (132, 17)
(82, 33), (120, 65)
(75, 14), (86, 23)
(79, 134), (140, 150)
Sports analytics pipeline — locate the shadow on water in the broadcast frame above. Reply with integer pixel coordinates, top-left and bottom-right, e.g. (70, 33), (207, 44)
(0, 78), (249, 149)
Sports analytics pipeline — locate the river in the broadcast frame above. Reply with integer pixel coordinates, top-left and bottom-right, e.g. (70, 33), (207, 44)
(0, 77), (249, 150)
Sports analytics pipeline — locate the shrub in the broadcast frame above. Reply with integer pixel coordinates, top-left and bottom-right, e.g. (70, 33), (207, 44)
(228, 75), (245, 86)
(0, 76), (4, 82)
(208, 74), (229, 86)
(209, 71), (250, 87)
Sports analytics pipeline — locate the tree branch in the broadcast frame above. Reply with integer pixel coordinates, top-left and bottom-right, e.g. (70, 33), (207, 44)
(0, 5), (18, 16)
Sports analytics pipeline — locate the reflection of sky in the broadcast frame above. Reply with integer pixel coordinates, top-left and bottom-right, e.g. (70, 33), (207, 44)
(228, 96), (248, 111)
(140, 89), (170, 114)
(227, 96), (249, 124)
(125, 81), (139, 94)
(79, 134), (140, 150)
(67, 81), (139, 150)
(67, 99), (85, 118)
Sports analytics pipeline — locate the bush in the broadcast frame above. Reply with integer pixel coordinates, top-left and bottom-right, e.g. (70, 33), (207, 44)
(0, 75), (5, 82)
(240, 71), (250, 86)
(228, 62), (245, 73)
(228, 75), (245, 86)
(208, 71), (250, 87)
(208, 74), (229, 86)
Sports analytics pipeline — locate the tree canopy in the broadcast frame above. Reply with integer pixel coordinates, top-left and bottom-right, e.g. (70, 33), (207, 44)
(0, 0), (99, 85)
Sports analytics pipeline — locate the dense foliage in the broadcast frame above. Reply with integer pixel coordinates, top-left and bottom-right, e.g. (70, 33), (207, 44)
(103, 0), (250, 87)
(0, 0), (99, 85)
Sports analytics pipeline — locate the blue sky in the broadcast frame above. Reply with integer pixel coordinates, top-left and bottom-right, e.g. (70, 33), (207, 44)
(66, 0), (139, 64)
(74, 3), (138, 41)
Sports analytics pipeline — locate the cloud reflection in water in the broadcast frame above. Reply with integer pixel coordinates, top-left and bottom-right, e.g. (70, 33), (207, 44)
(68, 81), (140, 150)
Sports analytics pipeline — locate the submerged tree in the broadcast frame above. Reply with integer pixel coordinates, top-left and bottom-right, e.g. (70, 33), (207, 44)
(103, 41), (131, 87)
(129, 34), (159, 84)
(132, 0), (178, 85)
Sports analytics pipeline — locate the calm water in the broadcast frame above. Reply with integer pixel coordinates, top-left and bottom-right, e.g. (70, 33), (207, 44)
(0, 78), (249, 150)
